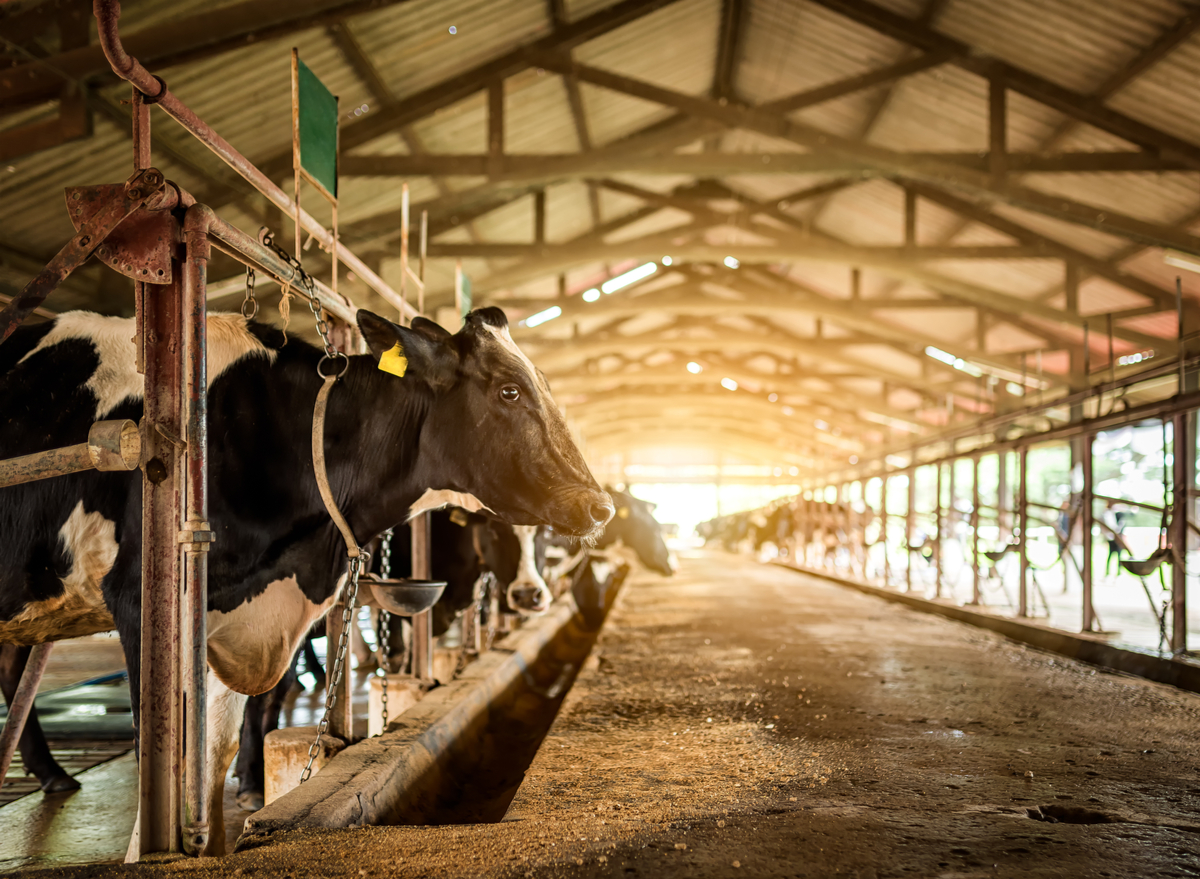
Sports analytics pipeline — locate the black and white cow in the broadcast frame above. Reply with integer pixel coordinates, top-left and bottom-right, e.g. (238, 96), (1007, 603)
(0, 306), (612, 855)
(596, 487), (673, 576)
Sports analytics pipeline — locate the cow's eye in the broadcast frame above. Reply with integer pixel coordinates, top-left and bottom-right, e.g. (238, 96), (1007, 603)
(500, 384), (520, 403)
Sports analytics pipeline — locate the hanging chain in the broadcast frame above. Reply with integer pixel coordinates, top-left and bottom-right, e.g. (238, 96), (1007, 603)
(310, 293), (349, 380)
(241, 265), (259, 320)
(301, 551), (367, 783)
(376, 528), (394, 734)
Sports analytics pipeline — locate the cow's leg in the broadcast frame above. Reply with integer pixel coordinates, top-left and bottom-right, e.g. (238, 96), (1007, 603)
(0, 644), (80, 793)
(201, 668), (249, 857)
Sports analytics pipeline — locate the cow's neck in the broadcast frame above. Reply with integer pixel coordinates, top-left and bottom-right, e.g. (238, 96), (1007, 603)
(315, 356), (440, 544)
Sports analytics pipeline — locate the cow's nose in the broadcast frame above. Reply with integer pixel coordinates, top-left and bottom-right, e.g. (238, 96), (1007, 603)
(591, 499), (615, 527)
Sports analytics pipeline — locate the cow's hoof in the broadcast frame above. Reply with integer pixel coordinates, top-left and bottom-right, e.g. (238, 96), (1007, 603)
(41, 774), (81, 794)
(236, 790), (265, 812)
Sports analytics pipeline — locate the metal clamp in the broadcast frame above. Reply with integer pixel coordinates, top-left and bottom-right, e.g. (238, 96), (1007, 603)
(178, 520), (216, 552)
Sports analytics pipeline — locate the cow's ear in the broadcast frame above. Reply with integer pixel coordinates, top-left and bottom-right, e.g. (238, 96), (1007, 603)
(357, 310), (450, 384)
(411, 316), (453, 342)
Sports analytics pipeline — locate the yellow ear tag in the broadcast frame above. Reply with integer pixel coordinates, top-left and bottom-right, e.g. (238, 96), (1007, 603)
(617, 506), (630, 519)
(449, 509), (469, 528)
(378, 342), (408, 378)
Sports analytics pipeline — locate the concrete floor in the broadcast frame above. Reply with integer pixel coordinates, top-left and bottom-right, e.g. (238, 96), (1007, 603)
(10, 551), (1200, 878)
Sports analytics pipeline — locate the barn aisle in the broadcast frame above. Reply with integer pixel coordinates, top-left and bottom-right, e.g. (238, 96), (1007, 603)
(23, 550), (1200, 878)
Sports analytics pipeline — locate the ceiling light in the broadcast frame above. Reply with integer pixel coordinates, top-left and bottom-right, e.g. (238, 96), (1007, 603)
(601, 261), (657, 294)
(721, 377), (738, 391)
(788, 466), (799, 476)
(723, 256), (739, 269)
(781, 406), (794, 415)
(849, 455), (859, 465)
(767, 393), (778, 402)
(686, 361), (703, 374)
(662, 256), (673, 266)
(1165, 250), (1200, 274)
(814, 419), (829, 431)
(1006, 381), (1025, 396)
(524, 305), (562, 328)
(582, 288), (600, 302)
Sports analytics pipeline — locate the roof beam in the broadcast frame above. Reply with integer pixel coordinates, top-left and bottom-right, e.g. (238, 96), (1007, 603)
(712, 0), (746, 102)
(429, 240), (1044, 261)
(550, 368), (924, 427)
(339, 149), (1195, 177)
(804, 0), (1200, 172)
(531, 53), (1200, 254)
(522, 321), (952, 396)
(585, 427), (813, 465)
(903, 181), (1183, 314)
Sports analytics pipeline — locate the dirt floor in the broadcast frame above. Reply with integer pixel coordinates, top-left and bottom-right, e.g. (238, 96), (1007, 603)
(11, 550), (1200, 878)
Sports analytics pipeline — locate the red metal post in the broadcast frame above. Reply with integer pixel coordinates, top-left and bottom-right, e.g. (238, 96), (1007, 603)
(180, 209), (213, 854)
(138, 268), (184, 856)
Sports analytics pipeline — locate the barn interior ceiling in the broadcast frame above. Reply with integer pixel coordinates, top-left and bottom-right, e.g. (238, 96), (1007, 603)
(2, 0), (1200, 474)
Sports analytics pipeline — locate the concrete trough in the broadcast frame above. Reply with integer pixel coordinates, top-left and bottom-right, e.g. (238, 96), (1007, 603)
(239, 599), (605, 849)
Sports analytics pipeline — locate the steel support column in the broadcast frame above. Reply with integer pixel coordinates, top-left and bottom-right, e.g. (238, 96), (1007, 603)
(972, 455), (981, 605)
(1082, 433), (1096, 632)
(411, 512), (434, 682)
(934, 462), (943, 598)
(906, 469), (916, 592)
(1172, 412), (1192, 654)
(880, 474), (889, 586)
(1018, 447), (1029, 617)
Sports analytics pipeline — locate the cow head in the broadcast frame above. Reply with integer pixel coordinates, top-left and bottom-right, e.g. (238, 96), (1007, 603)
(358, 308), (613, 539)
(603, 487), (674, 575)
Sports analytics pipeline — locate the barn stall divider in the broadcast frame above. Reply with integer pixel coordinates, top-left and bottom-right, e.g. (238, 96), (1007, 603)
(722, 295), (1200, 689)
(0, 0), (532, 860)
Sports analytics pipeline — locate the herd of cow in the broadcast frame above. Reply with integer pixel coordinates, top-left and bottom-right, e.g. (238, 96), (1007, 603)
(698, 497), (874, 575)
(0, 307), (670, 855)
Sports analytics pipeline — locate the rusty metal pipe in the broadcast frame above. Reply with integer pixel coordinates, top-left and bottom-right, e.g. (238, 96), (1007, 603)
(93, 0), (416, 322)
(0, 420), (141, 489)
(0, 643), (54, 793)
(180, 206), (214, 855)
(188, 205), (356, 325)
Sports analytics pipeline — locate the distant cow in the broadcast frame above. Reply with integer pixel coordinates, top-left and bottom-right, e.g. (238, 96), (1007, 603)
(0, 307), (611, 855)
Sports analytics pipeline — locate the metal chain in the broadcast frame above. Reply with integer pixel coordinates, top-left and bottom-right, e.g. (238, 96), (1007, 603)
(241, 266), (259, 320)
(300, 552), (366, 783)
(376, 528), (394, 734)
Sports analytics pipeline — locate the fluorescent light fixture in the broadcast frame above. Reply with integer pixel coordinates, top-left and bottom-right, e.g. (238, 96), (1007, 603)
(925, 345), (983, 377)
(925, 346), (956, 366)
(1117, 349), (1154, 366)
(686, 361), (703, 374)
(1006, 381), (1025, 396)
(525, 305), (562, 328)
(723, 256), (739, 269)
(788, 466), (799, 476)
(662, 256), (673, 266)
(773, 467), (783, 477)
(767, 393), (778, 402)
(602, 261), (657, 294)
(814, 419), (829, 431)
(721, 377), (738, 391)
(581, 288), (600, 302)
(1165, 249), (1200, 274)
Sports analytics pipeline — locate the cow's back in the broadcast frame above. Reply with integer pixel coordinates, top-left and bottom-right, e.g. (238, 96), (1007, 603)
(0, 314), (144, 643)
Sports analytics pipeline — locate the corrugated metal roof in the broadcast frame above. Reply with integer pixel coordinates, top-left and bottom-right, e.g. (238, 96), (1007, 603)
(4, 0), (1200, 463)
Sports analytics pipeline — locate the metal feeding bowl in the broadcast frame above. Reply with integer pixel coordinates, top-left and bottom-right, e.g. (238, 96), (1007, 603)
(366, 576), (446, 615)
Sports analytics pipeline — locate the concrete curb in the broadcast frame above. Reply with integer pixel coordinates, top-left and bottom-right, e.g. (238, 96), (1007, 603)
(772, 560), (1200, 694)
(239, 602), (586, 846)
